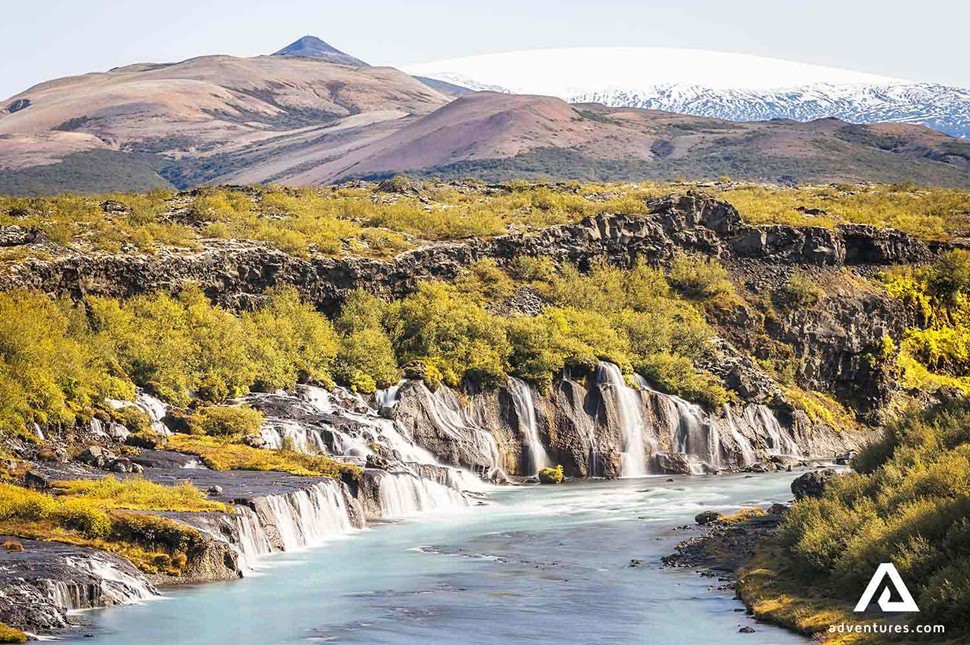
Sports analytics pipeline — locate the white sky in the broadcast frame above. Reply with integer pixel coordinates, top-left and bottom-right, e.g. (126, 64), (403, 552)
(2, 0), (966, 99)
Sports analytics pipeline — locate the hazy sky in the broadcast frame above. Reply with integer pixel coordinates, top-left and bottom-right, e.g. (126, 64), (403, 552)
(2, 0), (966, 98)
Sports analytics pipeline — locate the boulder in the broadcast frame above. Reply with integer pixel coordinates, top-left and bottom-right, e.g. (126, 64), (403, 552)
(125, 432), (161, 449)
(107, 458), (143, 474)
(242, 434), (269, 449)
(24, 470), (51, 491)
(107, 422), (131, 442)
(834, 450), (857, 465)
(0, 225), (40, 247)
(695, 510), (722, 525)
(791, 469), (836, 500)
(655, 453), (695, 475)
(77, 445), (115, 468)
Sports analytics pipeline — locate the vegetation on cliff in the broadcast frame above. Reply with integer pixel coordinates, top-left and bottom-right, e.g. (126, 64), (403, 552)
(0, 622), (27, 644)
(2, 181), (967, 265)
(725, 251), (970, 640)
(882, 249), (970, 393)
(0, 252), (736, 444)
(0, 479), (224, 575)
(165, 435), (361, 480)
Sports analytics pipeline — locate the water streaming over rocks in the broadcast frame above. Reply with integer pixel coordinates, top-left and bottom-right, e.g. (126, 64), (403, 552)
(371, 470), (470, 518)
(5, 363), (848, 637)
(0, 540), (157, 633)
(597, 364), (650, 477)
(507, 377), (550, 474)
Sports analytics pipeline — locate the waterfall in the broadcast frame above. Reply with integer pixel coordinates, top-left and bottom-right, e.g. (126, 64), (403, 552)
(375, 383), (402, 411)
(376, 471), (470, 518)
(135, 392), (171, 436)
(598, 363), (648, 477)
(107, 391), (171, 436)
(260, 419), (329, 454)
(61, 553), (157, 607)
(421, 384), (504, 477)
(749, 405), (801, 456)
(507, 377), (550, 474)
(257, 481), (356, 552)
(722, 406), (758, 465)
(229, 506), (275, 570)
(669, 395), (720, 468)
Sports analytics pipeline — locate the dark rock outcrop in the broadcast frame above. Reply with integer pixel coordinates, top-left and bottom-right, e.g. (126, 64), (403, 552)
(0, 192), (930, 314)
(791, 469), (837, 500)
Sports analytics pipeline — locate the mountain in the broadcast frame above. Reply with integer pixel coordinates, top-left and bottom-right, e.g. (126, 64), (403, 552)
(2, 42), (970, 193)
(286, 93), (970, 186)
(0, 48), (447, 193)
(272, 35), (368, 67)
(404, 48), (970, 139)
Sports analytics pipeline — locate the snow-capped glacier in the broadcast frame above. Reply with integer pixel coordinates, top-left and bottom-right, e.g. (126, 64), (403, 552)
(405, 48), (970, 139)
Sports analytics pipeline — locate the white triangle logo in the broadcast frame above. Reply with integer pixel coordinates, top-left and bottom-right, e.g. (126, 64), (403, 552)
(854, 563), (920, 612)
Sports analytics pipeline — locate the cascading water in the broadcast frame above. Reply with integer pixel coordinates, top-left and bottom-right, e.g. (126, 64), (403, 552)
(61, 554), (157, 607)
(507, 377), (550, 474)
(598, 363), (648, 477)
(258, 481), (356, 551)
(183, 481), (359, 575)
(260, 419), (329, 454)
(229, 506), (275, 570)
(749, 405), (801, 456)
(667, 393), (720, 468)
(420, 384), (505, 478)
(107, 392), (171, 436)
(376, 471), (469, 517)
(722, 406), (758, 465)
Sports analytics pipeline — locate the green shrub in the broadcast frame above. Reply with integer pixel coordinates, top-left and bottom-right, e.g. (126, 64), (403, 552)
(334, 290), (388, 335)
(668, 252), (735, 301)
(112, 406), (153, 433)
(244, 287), (339, 390)
(779, 401), (970, 635)
(538, 465), (564, 484)
(388, 282), (510, 388)
(190, 405), (265, 438)
(0, 291), (131, 438)
(454, 259), (515, 303)
(53, 476), (228, 512)
(638, 353), (729, 408)
(335, 329), (400, 393)
(56, 498), (112, 538)
(0, 622), (27, 644)
(89, 286), (257, 405)
(773, 270), (822, 310)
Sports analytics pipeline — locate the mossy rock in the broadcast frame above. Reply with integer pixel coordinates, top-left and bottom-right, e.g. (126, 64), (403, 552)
(538, 465), (564, 484)
(0, 622), (27, 644)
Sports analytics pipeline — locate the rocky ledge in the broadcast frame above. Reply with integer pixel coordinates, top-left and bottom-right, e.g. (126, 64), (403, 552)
(0, 538), (156, 634)
(0, 192), (927, 421)
(0, 192), (932, 314)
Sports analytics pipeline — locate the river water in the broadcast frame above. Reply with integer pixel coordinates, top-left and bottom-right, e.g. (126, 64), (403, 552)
(66, 473), (808, 644)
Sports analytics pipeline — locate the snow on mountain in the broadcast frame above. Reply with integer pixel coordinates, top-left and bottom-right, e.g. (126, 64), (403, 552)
(405, 48), (970, 139)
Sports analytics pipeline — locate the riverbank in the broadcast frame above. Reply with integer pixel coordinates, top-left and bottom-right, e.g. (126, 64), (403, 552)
(57, 474), (809, 644)
(664, 503), (865, 642)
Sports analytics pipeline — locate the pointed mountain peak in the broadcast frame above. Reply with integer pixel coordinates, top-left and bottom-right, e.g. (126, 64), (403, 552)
(272, 35), (368, 67)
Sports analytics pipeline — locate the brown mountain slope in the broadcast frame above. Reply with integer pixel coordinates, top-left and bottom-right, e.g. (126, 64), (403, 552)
(2, 55), (970, 193)
(277, 95), (970, 187)
(0, 54), (448, 192)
